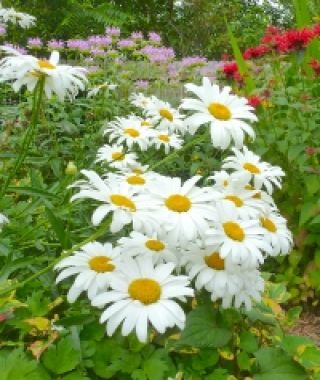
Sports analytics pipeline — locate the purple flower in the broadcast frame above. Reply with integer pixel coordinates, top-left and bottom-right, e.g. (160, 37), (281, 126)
(135, 80), (149, 89)
(140, 45), (175, 63)
(105, 26), (121, 36)
(27, 37), (42, 48)
(67, 39), (90, 51)
(181, 56), (207, 67)
(47, 39), (65, 49)
(90, 48), (106, 57)
(118, 39), (135, 49)
(131, 31), (143, 40)
(87, 65), (100, 73)
(148, 32), (161, 43)
(88, 35), (112, 47)
(4, 43), (27, 54)
(0, 25), (6, 36)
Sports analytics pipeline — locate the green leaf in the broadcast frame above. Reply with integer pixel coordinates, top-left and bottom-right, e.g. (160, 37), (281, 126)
(281, 335), (314, 356)
(0, 349), (51, 380)
(225, 20), (255, 93)
(45, 207), (71, 249)
(143, 355), (168, 380)
(253, 347), (307, 380)
(176, 305), (232, 348)
(239, 331), (258, 353)
(206, 368), (230, 380)
(42, 336), (81, 375)
(299, 346), (320, 369)
(237, 351), (251, 371)
(61, 372), (89, 380)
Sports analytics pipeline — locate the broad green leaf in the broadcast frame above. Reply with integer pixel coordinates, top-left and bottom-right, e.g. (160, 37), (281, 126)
(0, 349), (51, 380)
(239, 331), (258, 353)
(176, 305), (232, 348)
(253, 347), (307, 380)
(42, 336), (81, 375)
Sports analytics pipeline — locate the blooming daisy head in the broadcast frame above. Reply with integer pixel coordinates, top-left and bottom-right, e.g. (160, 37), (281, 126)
(118, 230), (178, 265)
(55, 242), (122, 302)
(104, 115), (152, 151)
(0, 7), (36, 29)
(0, 47), (87, 101)
(206, 202), (272, 267)
(152, 130), (183, 154)
(146, 175), (218, 247)
(104, 170), (159, 193)
(70, 170), (159, 234)
(260, 208), (293, 256)
(146, 97), (186, 134)
(180, 77), (257, 149)
(87, 81), (117, 98)
(222, 146), (285, 194)
(95, 144), (138, 170)
(129, 92), (154, 110)
(91, 256), (194, 342)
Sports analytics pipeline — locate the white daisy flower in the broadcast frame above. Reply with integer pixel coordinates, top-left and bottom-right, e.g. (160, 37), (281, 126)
(183, 244), (241, 296)
(130, 92), (154, 110)
(222, 146), (285, 194)
(206, 202), (272, 267)
(139, 117), (155, 129)
(104, 116), (152, 151)
(0, 7), (36, 29)
(152, 130), (183, 154)
(0, 47), (87, 101)
(87, 81), (117, 98)
(212, 172), (266, 219)
(118, 231), (178, 265)
(55, 242), (122, 302)
(103, 171), (159, 192)
(146, 97), (186, 134)
(180, 77), (257, 149)
(70, 170), (159, 234)
(147, 175), (218, 247)
(260, 209), (293, 256)
(217, 268), (264, 310)
(91, 257), (194, 342)
(96, 144), (138, 170)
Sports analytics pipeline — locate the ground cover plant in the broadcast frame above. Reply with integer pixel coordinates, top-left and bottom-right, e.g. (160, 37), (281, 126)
(0, 2), (320, 380)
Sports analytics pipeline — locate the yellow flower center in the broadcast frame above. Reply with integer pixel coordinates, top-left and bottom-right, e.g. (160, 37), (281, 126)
(127, 175), (145, 185)
(165, 194), (191, 212)
(110, 194), (136, 211)
(141, 120), (151, 127)
(243, 162), (261, 174)
(204, 252), (225, 270)
(223, 180), (229, 187)
(159, 134), (170, 142)
(208, 103), (231, 121)
(159, 108), (173, 122)
(223, 221), (245, 241)
(112, 152), (125, 161)
(245, 184), (261, 199)
(128, 278), (161, 304)
(132, 168), (143, 175)
(260, 217), (277, 232)
(89, 256), (115, 273)
(224, 195), (244, 207)
(124, 128), (140, 138)
(145, 239), (165, 252)
(38, 59), (56, 70)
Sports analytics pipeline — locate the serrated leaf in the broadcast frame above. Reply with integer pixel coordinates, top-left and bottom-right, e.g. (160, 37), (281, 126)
(253, 347), (307, 380)
(42, 336), (80, 374)
(176, 305), (232, 348)
(239, 331), (258, 353)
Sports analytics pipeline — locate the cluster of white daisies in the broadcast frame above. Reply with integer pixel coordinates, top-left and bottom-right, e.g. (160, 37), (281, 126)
(54, 77), (293, 342)
(0, 4), (36, 29)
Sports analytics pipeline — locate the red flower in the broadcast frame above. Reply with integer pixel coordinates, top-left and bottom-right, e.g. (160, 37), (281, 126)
(247, 95), (263, 108)
(222, 61), (238, 77)
(305, 146), (317, 155)
(243, 45), (269, 60)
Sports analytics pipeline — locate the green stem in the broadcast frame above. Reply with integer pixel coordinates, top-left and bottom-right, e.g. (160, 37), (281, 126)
(0, 78), (45, 198)
(0, 218), (111, 297)
(150, 130), (209, 171)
